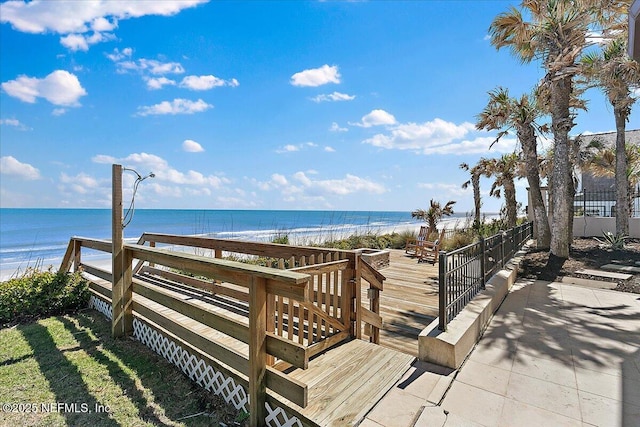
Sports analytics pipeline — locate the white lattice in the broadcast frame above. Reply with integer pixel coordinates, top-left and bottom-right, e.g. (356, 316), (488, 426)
(132, 317), (249, 411)
(265, 402), (303, 427)
(89, 295), (112, 320)
(87, 296), (301, 425)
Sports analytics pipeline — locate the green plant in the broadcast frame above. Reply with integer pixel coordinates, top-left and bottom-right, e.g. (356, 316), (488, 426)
(271, 232), (290, 245)
(0, 268), (90, 325)
(594, 231), (628, 250)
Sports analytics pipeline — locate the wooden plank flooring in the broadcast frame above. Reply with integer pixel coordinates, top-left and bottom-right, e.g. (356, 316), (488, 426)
(361, 249), (439, 357)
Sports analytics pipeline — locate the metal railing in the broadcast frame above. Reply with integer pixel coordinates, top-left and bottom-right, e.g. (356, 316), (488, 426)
(574, 188), (640, 217)
(438, 222), (532, 331)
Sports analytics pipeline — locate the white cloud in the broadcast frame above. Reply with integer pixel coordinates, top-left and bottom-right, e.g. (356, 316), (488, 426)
(60, 172), (100, 194)
(0, 0), (207, 50)
(0, 156), (40, 180)
(136, 98), (212, 116)
(419, 136), (518, 155)
(52, 108), (67, 116)
(180, 75), (239, 90)
(364, 118), (472, 149)
(276, 142), (318, 154)
(324, 146), (336, 152)
(311, 91), (355, 102)
(1, 70), (87, 106)
(146, 77), (176, 90)
(417, 182), (470, 198)
(290, 64), (341, 87)
(0, 118), (29, 130)
(117, 58), (185, 75)
(182, 139), (204, 152)
(60, 31), (115, 51)
(92, 152), (230, 190)
(106, 47), (132, 62)
(351, 109), (397, 128)
(254, 171), (385, 203)
(329, 122), (348, 132)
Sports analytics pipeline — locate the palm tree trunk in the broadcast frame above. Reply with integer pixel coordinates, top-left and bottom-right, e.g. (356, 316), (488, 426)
(519, 129), (551, 249)
(550, 76), (573, 259)
(472, 174), (481, 229)
(504, 180), (517, 228)
(614, 105), (629, 235)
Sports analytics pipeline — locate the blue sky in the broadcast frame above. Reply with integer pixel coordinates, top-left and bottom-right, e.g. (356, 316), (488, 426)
(1, 0), (638, 214)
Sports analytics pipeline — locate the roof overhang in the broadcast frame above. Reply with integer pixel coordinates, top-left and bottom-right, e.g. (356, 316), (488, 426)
(631, 0), (640, 60)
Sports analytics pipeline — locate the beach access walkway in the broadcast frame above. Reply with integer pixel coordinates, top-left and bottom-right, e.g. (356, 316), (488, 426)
(360, 249), (439, 356)
(360, 278), (640, 427)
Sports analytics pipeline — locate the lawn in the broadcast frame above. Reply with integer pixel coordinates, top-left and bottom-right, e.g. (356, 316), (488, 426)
(0, 309), (244, 427)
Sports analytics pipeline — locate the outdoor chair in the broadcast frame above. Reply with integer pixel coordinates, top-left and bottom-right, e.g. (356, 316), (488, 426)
(405, 226), (429, 256)
(417, 228), (446, 264)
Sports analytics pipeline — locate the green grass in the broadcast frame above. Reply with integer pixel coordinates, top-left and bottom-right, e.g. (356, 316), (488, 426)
(0, 310), (244, 427)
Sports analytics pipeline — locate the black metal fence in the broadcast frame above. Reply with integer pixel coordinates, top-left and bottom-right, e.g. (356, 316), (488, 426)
(438, 221), (533, 331)
(574, 189), (640, 217)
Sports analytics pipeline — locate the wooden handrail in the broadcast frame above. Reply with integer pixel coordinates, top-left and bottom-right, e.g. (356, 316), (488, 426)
(125, 243), (310, 302)
(139, 232), (353, 261)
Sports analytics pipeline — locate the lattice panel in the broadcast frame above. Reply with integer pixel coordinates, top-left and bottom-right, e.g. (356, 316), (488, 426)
(87, 295), (303, 425)
(88, 295), (112, 320)
(132, 317), (249, 411)
(265, 402), (303, 427)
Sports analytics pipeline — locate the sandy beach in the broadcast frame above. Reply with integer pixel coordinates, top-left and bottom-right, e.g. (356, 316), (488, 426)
(0, 215), (479, 282)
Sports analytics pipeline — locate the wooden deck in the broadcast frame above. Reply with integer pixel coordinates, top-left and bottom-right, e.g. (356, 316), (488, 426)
(84, 267), (414, 427)
(362, 249), (439, 357)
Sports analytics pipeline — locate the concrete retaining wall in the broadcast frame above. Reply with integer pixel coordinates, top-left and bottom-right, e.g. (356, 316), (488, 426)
(417, 245), (528, 369)
(572, 216), (640, 238)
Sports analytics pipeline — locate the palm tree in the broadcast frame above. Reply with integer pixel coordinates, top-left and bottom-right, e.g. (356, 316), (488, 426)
(476, 87), (551, 249)
(460, 162), (483, 230)
(411, 199), (456, 236)
(478, 154), (521, 228)
(585, 143), (640, 219)
(580, 38), (640, 235)
(489, 0), (623, 258)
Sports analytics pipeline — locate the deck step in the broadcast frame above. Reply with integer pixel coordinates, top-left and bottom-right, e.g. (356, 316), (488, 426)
(601, 264), (640, 274)
(574, 268), (633, 281)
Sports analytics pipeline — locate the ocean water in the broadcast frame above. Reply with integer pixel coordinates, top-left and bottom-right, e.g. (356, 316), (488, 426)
(0, 208), (437, 275)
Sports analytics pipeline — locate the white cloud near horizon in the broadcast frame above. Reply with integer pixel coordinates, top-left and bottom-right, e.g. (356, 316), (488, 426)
(311, 91), (355, 102)
(291, 64), (341, 87)
(1, 70), (87, 106)
(182, 139), (205, 152)
(180, 75), (239, 90)
(1, 156), (41, 180)
(136, 98), (212, 116)
(351, 109), (397, 128)
(0, 0), (207, 50)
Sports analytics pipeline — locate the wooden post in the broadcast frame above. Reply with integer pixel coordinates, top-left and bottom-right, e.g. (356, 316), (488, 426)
(353, 252), (362, 339)
(73, 240), (81, 272)
(112, 164), (126, 338)
(248, 276), (267, 426)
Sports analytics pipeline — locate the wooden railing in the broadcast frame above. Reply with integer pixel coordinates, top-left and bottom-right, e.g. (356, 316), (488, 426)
(60, 233), (386, 426)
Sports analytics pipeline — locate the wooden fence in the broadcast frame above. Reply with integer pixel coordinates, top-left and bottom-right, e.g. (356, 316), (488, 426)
(60, 233), (384, 427)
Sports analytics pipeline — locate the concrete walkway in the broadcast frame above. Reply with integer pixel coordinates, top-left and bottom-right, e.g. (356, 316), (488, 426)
(361, 279), (640, 427)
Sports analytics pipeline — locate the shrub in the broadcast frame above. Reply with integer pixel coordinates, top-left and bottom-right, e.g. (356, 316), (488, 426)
(0, 268), (90, 325)
(441, 229), (477, 251)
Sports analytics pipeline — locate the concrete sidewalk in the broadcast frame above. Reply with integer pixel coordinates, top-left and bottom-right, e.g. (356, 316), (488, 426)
(361, 279), (640, 427)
